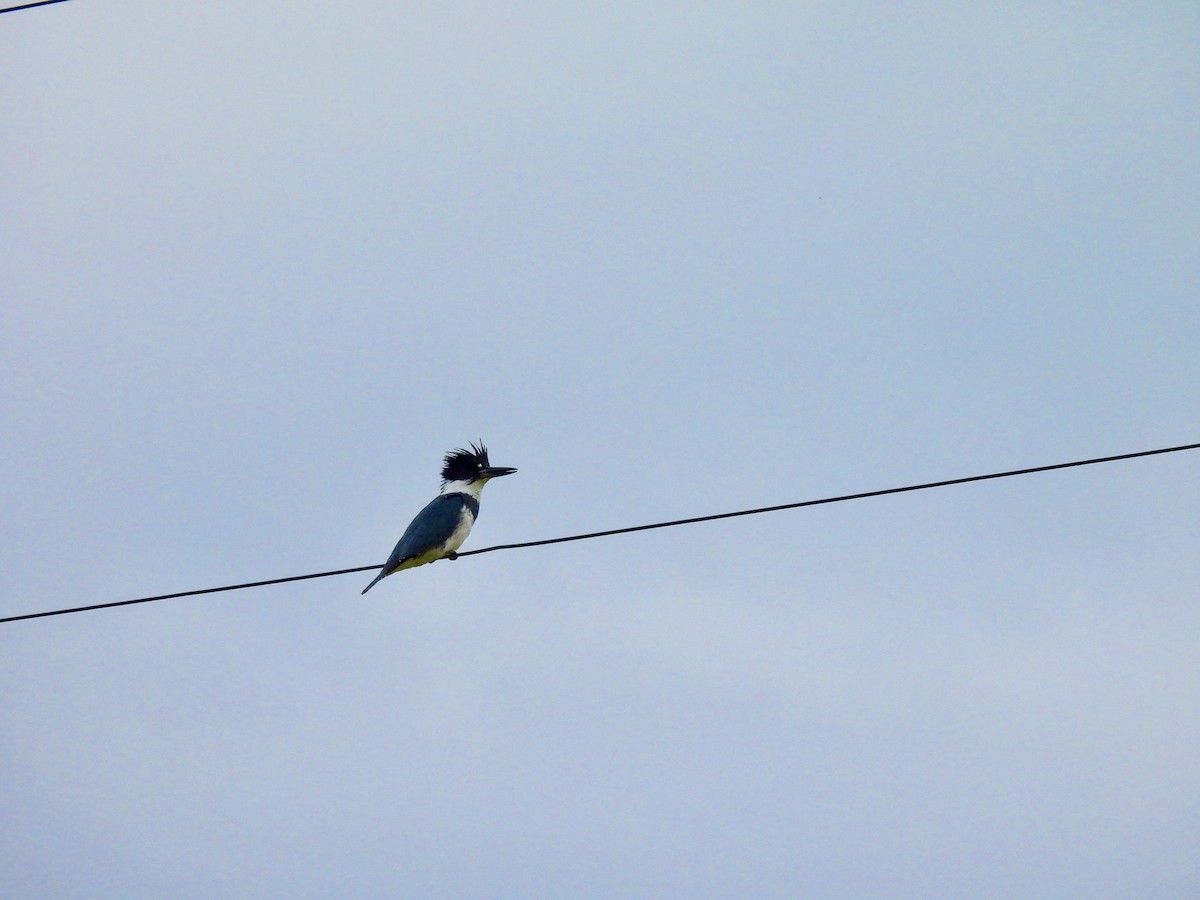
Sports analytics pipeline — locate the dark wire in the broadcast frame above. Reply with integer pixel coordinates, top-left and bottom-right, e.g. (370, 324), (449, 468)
(2, 566), (381, 625)
(0, 0), (73, 14)
(2, 441), (1197, 625)
(455, 441), (1200, 556)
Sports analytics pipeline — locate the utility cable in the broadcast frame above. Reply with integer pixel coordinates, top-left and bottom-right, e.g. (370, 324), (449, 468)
(0, 0), (73, 15)
(456, 442), (1200, 557)
(2, 441), (1197, 624)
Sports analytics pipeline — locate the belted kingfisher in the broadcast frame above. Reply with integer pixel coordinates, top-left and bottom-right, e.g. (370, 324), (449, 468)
(361, 442), (517, 594)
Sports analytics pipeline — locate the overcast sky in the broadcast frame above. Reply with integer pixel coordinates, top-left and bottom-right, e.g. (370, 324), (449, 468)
(3, 3), (1198, 897)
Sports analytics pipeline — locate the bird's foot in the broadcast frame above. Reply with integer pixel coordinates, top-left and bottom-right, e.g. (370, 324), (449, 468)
(445, 551), (459, 561)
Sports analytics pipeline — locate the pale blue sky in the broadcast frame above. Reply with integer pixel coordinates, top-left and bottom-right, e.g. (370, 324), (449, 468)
(3, 3), (1199, 897)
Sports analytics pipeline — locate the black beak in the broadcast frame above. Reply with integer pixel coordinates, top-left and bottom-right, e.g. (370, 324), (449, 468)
(481, 466), (517, 479)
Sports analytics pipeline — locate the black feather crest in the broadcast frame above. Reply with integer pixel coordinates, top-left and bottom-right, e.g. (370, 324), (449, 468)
(441, 441), (489, 483)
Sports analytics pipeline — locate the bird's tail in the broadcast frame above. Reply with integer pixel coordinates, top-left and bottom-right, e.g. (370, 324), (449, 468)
(361, 571), (387, 595)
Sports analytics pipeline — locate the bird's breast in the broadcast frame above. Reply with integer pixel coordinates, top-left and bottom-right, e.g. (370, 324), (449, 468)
(442, 505), (477, 555)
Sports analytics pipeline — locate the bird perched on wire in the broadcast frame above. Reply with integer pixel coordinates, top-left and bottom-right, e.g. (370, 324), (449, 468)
(361, 442), (517, 594)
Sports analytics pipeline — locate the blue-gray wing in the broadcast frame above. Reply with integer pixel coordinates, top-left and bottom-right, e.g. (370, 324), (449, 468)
(384, 494), (468, 571)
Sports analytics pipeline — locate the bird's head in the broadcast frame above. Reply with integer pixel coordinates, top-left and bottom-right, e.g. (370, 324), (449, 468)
(441, 442), (517, 486)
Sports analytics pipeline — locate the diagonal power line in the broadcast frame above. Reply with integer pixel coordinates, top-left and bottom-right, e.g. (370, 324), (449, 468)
(454, 442), (1200, 557)
(0, 0), (73, 15)
(2, 441), (1197, 625)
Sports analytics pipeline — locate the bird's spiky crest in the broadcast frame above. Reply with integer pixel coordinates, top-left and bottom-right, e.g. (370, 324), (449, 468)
(441, 441), (490, 484)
